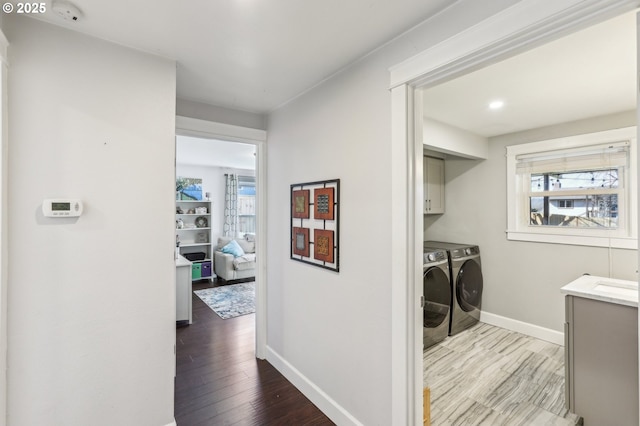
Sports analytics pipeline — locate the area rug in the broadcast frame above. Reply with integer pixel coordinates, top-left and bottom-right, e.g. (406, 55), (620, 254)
(194, 282), (255, 319)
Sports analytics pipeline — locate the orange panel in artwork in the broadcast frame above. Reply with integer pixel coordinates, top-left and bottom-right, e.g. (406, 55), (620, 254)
(313, 229), (334, 263)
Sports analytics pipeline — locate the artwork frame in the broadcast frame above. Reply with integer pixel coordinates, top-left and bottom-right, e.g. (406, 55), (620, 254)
(290, 179), (340, 272)
(176, 176), (203, 200)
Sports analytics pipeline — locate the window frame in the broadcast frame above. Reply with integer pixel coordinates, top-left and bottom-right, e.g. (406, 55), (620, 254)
(506, 127), (637, 249)
(557, 199), (574, 209)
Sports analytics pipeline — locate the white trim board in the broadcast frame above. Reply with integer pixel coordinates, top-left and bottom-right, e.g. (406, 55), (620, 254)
(176, 116), (267, 143)
(480, 312), (564, 346)
(253, 142), (267, 360)
(390, 84), (420, 426)
(265, 346), (363, 426)
(0, 27), (8, 426)
(0, 29), (8, 67)
(390, 0), (639, 89)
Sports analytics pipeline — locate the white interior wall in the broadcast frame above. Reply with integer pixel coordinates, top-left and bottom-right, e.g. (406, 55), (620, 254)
(423, 117), (488, 159)
(265, 1), (522, 424)
(175, 163), (254, 244)
(267, 60), (394, 426)
(425, 110), (637, 332)
(5, 16), (176, 426)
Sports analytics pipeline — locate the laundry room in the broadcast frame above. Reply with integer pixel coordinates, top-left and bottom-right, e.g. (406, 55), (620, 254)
(420, 10), (638, 425)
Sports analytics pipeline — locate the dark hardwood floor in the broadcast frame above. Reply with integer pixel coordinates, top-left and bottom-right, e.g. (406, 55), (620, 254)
(175, 280), (335, 426)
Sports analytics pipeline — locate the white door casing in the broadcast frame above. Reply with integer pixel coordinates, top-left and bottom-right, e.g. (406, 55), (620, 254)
(175, 116), (268, 359)
(0, 26), (8, 426)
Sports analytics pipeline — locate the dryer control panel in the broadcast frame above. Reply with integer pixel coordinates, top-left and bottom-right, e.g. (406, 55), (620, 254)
(423, 250), (447, 264)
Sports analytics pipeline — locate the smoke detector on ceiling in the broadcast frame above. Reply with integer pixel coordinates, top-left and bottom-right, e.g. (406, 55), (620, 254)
(52, 0), (82, 22)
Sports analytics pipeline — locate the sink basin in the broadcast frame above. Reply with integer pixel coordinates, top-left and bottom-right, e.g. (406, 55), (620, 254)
(561, 275), (639, 307)
(593, 281), (638, 298)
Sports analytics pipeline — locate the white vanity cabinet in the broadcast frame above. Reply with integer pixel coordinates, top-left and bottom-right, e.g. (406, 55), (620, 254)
(562, 276), (638, 425)
(424, 156), (444, 214)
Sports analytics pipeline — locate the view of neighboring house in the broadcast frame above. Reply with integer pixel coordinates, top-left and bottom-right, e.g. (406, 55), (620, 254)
(530, 168), (619, 227)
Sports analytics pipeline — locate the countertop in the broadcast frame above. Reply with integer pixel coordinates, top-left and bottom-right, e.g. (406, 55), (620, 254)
(560, 275), (638, 308)
(176, 254), (192, 267)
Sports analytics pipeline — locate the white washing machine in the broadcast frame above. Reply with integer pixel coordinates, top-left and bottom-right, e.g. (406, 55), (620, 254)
(423, 248), (451, 349)
(424, 241), (483, 336)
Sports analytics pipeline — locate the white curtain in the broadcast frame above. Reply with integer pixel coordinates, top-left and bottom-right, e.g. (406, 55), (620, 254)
(223, 174), (238, 237)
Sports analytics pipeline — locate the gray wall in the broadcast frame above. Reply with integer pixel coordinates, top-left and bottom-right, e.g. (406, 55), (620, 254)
(265, 0), (522, 424)
(6, 16), (176, 426)
(425, 111), (637, 331)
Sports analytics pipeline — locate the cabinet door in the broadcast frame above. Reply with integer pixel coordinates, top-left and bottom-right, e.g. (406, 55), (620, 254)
(564, 297), (574, 411)
(176, 264), (191, 322)
(568, 296), (639, 425)
(424, 156), (444, 214)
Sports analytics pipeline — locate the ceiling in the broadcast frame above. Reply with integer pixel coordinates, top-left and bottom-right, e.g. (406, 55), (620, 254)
(27, 2), (635, 136)
(29, 0), (454, 114)
(422, 10), (637, 138)
(176, 135), (256, 170)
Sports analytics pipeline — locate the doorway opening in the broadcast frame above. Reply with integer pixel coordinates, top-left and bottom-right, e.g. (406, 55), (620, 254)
(418, 9), (637, 426)
(176, 135), (257, 286)
(173, 116), (269, 422)
(389, 2), (639, 424)
(175, 115), (268, 357)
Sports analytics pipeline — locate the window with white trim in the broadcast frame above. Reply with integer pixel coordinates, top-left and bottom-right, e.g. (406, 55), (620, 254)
(557, 199), (574, 209)
(506, 127), (637, 249)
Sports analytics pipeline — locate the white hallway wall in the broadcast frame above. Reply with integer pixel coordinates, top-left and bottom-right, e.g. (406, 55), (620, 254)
(6, 16), (176, 426)
(425, 111), (638, 332)
(265, 0), (521, 424)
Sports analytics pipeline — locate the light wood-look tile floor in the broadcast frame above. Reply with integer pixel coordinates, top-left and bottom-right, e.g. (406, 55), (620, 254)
(424, 322), (582, 425)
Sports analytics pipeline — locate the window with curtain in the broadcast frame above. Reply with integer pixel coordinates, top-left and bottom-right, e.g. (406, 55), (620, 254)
(237, 175), (256, 235)
(506, 127), (637, 249)
(223, 174), (238, 237)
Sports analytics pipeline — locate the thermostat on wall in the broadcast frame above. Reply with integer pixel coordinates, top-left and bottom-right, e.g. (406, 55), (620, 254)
(42, 199), (83, 217)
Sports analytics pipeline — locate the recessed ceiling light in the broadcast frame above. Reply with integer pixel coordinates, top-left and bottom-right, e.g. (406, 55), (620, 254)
(489, 100), (505, 110)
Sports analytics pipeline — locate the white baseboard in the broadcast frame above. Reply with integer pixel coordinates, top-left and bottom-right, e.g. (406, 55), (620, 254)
(265, 346), (363, 426)
(480, 311), (564, 346)
(164, 420), (177, 426)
